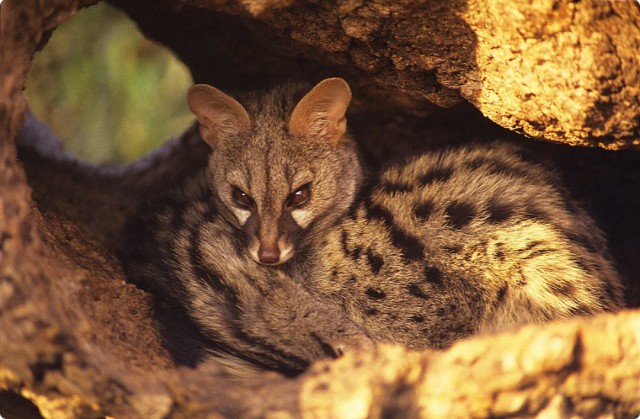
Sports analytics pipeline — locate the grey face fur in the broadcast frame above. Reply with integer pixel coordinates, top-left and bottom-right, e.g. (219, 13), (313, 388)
(188, 79), (362, 265)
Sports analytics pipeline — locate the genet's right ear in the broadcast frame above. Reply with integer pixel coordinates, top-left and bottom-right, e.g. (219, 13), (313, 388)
(186, 84), (252, 148)
(288, 78), (351, 148)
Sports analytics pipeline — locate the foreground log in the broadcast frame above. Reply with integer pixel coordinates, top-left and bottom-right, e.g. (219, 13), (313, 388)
(2, 0), (640, 417)
(2, 234), (640, 418)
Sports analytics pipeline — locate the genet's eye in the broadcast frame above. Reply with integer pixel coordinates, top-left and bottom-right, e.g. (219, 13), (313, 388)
(232, 187), (254, 208)
(287, 184), (311, 208)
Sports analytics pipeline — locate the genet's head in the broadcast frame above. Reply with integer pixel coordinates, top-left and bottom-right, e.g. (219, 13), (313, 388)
(187, 78), (362, 266)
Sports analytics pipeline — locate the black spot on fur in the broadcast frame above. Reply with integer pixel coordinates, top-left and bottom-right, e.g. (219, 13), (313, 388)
(418, 166), (453, 186)
(565, 232), (599, 254)
(193, 264), (229, 297)
(410, 314), (425, 323)
(496, 286), (507, 303)
(389, 229), (425, 261)
(379, 181), (413, 194)
(366, 288), (386, 299)
(202, 206), (219, 223)
(347, 204), (359, 220)
(365, 308), (379, 316)
(486, 199), (514, 223)
(407, 284), (429, 299)
(574, 260), (590, 273)
(436, 307), (446, 317)
(549, 281), (577, 297)
(366, 200), (425, 261)
(352, 246), (362, 260)
(230, 234), (246, 259)
(494, 243), (506, 261)
(234, 330), (310, 374)
(423, 265), (443, 285)
(341, 230), (350, 256)
(366, 249), (384, 274)
(466, 157), (489, 171)
(445, 201), (476, 229)
(348, 276), (357, 283)
(522, 240), (544, 252)
(523, 201), (551, 223)
(520, 240), (554, 260)
(467, 157), (530, 179)
(444, 244), (463, 253)
(524, 249), (553, 259)
(413, 200), (435, 221)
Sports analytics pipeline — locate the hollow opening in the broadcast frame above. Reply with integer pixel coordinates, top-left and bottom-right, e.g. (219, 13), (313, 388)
(24, 2), (194, 164)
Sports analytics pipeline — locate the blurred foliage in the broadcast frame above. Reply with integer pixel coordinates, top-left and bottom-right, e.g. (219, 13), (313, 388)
(25, 2), (194, 163)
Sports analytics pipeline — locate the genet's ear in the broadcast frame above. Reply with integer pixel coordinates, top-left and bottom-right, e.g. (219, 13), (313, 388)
(186, 84), (251, 149)
(288, 78), (352, 148)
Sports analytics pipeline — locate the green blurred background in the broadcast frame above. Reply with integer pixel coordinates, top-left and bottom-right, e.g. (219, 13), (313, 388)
(25, 2), (194, 164)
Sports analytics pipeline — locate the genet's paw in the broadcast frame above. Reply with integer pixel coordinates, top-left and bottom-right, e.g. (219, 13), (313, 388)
(328, 334), (374, 358)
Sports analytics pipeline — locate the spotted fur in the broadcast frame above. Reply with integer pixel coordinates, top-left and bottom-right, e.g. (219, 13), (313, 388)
(307, 142), (624, 349)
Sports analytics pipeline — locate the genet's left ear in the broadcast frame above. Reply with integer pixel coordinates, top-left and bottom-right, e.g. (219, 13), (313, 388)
(186, 84), (252, 149)
(288, 78), (352, 148)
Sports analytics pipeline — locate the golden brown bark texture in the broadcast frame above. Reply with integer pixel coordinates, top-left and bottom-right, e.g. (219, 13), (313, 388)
(2, 0), (640, 417)
(111, 0), (640, 149)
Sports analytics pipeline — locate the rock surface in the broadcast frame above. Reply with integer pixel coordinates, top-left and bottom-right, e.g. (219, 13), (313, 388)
(111, 0), (640, 148)
(2, 0), (640, 417)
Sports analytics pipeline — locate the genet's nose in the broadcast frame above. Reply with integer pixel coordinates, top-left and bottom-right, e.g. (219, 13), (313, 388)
(258, 246), (280, 264)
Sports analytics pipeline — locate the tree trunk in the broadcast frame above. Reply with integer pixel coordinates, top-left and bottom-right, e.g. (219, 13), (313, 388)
(1, 0), (640, 417)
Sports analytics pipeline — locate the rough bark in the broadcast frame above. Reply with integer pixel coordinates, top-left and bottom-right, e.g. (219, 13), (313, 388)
(2, 0), (640, 418)
(111, 0), (640, 149)
(462, 0), (640, 149)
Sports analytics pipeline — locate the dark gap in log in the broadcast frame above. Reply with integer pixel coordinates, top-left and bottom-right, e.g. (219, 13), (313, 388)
(0, 391), (44, 419)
